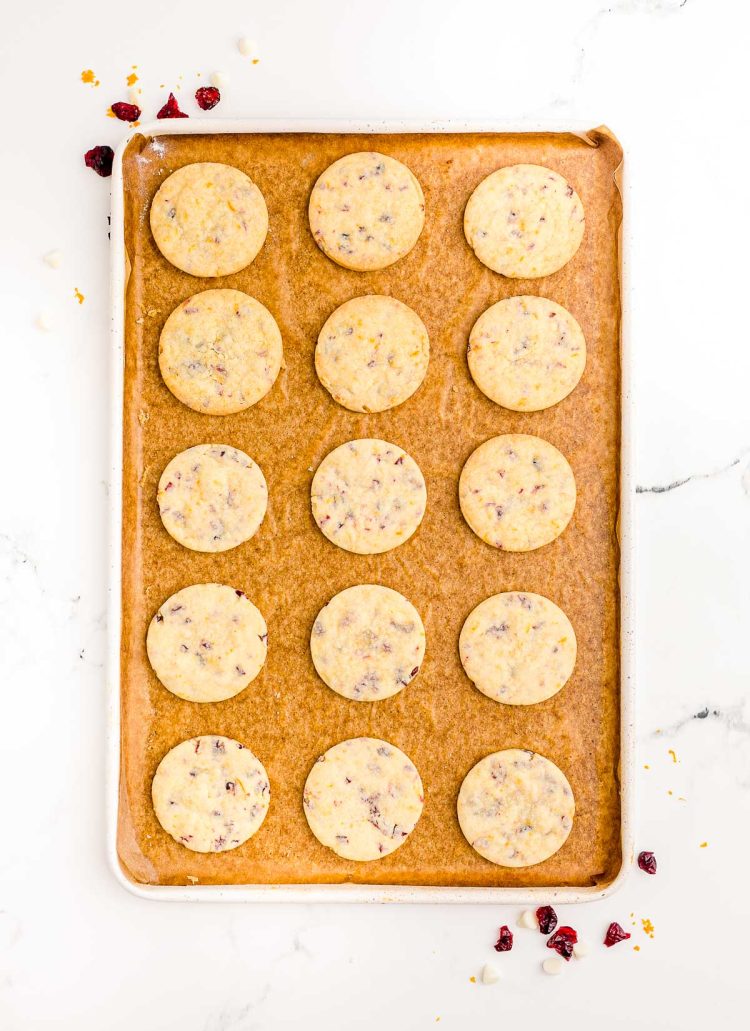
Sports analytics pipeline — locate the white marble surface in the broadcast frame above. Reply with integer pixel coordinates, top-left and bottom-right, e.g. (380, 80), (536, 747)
(1, 0), (749, 1027)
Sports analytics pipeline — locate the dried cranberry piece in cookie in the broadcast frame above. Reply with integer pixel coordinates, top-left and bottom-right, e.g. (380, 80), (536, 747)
(604, 922), (631, 948)
(195, 86), (220, 110)
(637, 850), (657, 875)
(536, 905), (558, 934)
(84, 145), (114, 177)
(547, 925), (578, 961)
(494, 926), (513, 952)
(157, 92), (189, 119)
(111, 101), (141, 122)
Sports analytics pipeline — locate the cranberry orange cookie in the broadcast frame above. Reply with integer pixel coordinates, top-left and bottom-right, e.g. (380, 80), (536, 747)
(159, 290), (283, 415)
(464, 164), (584, 278)
(459, 592), (576, 705)
(311, 585), (425, 701)
(315, 295), (429, 413)
(146, 583), (268, 703)
(303, 737), (424, 861)
(150, 162), (268, 277)
(459, 434), (575, 551)
(158, 444), (267, 553)
(152, 735), (270, 853)
(457, 749), (574, 867)
(308, 152), (425, 271)
(311, 438), (426, 554)
(468, 296), (586, 412)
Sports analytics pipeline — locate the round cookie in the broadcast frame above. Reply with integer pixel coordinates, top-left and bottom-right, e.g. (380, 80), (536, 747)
(150, 162), (268, 277)
(309, 152), (425, 271)
(146, 583), (268, 703)
(459, 434), (575, 552)
(315, 295), (429, 413)
(468, 296), (586, 412)
(303, 737), (424, 861)
(152, 735), (270, 853)
(159, 290), (283, 415)
(464, 164), (585, 278)
(459, 592), (576, 705)
(457, 748), (574, 867)
(311, 585), (425, 701)
(311, 438), (426, 555)
(158, 444), (267, 553)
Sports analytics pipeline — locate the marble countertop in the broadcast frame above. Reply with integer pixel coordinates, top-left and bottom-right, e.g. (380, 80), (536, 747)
(1, 0), (748, 1027)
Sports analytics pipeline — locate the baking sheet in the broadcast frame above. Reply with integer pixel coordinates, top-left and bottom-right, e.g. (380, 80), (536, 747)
(115, 125), (624, 892)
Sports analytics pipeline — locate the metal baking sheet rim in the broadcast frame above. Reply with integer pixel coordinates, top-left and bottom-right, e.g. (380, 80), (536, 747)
(107, 118), (634, 904)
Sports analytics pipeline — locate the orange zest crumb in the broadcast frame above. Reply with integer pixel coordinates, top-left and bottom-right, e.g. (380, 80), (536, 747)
(106, 107), (116, 118)
(74, 288), (85, 305)
(668, 749), (678, 763)
(126, 72), (138, 87)
(641, 918), (654, 938)
(81, 69), (100, 87)
(469, 976), (476, 983)
(643, 764), (650, 770)
(252, 58), (260, 65)
(700, 841), (708, 848)
(633, 945), (640, 951)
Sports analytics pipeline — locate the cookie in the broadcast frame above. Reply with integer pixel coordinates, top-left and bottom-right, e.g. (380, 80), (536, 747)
(311, 584), (425, 701)
(152, 735), (270, 853)
(159, 290), (283, 415)
(311, 438), (426, 554)
(303, 737), (424, 861)
(459, 434), (575, 552)
(459, 592), (576, 705)
(468, 296), (586, 412)
(308, 152), (425, 271)
(146, 583), (268, 703)
(457, 749), (574, 867)
(158, 444), (267, 553)
(315, 295), (429, 413)
(464, 164), (584, 278)
(150, 162), (268, 277)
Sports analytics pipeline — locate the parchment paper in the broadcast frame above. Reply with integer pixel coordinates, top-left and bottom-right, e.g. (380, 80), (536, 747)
(118, 128), (623, 888)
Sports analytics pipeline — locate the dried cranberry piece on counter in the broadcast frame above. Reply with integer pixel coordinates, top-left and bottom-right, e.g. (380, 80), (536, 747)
(84, 145), (114, 177)
(536, 905), (558, 934)
(637, 850), (657, 875)
(547, 925), (578, 961)
(195, 86), (220, 110)
(157, 92), (189, 119)
(111, 101), (141, 122)
(604, 922), (631, 948)
(494, 925), (513, 952)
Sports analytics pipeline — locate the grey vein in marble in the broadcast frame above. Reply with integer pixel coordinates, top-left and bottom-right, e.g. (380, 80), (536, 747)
(636, 454), (746, 494)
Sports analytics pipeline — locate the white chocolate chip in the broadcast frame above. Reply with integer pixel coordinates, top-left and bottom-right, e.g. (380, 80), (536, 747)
(480, 963), (500, 985)
(237, 37), (258, 57)
(543, 957), (564, 975)
(43, 249), (62, 269)
(210, 71), (229, 90)
(36, 312), (53, 332)
(517, 910), (537, 930)
(572, 941), (589, 959)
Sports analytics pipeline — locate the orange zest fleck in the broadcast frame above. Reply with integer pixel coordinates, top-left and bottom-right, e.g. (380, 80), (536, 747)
(668, 749), (677, 763)
(126, 72), (138, 87)
(74, 288), (85, 305)
(81, 69), (100, 87)
(700, 841), (708, 848)
(106, 107), (116, 118)
(469, 976), (476, 983)
(252, 58), (260, 65)
(641, 918), (655, 938)
(643, 764), (650, 770)
(633, 945), (640, 951)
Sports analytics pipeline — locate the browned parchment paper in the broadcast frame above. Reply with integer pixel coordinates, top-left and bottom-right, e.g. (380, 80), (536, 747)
(118, 129), (623, 888)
